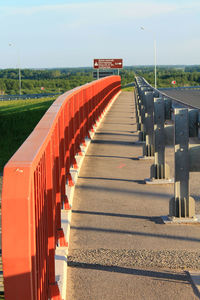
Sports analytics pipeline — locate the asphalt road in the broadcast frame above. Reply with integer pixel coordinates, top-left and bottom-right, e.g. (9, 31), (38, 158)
(160, 89), (200, 108)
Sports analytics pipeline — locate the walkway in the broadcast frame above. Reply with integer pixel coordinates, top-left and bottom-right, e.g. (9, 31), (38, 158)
(66, 92), (200, 300)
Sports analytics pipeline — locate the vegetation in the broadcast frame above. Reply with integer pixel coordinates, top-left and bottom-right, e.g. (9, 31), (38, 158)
(0, 65), (200, 96)
(122, 86), (134, 92)
(1, 64), (200, 170)
(0, 68), (93, 95)
(0, 97), (55, 171)
(127, 65), (200, 88)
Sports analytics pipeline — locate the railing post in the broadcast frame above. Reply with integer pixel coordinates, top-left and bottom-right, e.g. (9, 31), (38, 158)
(169, 108), (195, 218)
(189, 108), (199, 137)
(139, 102), (146, 142)
(150, 98), (170, 180)
(142, 91), (154, 157)
(46, 141), (62, 299)
(136, 86), (153, 142)
(134, 89), (140, 130)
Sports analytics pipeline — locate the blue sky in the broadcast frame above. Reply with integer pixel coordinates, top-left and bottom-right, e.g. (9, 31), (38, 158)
(0, 0), (200, 68)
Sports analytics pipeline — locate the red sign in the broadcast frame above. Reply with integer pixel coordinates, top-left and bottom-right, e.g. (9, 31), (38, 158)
(94, 59), (123, 69)
(171, 80), (176, 85)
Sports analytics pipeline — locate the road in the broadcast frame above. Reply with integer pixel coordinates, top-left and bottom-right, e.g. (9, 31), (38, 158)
(160, 89), (200, 108)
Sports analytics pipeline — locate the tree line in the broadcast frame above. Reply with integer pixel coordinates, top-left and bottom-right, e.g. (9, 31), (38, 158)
(0, 66), (200, 95)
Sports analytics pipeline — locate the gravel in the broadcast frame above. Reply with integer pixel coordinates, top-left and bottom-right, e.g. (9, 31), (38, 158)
(68, 248), (200, 270)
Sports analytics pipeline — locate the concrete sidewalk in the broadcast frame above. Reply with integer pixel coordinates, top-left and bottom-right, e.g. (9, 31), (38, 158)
(66, 92), (200, 300)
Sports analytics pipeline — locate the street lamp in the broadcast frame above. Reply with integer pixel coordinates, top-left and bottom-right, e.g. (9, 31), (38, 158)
(140, 26), (157, 89)
(9, 43), (22, 95)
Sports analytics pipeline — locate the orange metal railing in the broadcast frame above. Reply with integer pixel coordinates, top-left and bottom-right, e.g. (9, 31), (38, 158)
(1, 76), (121, 299)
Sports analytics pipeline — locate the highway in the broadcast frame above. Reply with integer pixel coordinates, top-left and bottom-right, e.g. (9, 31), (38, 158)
(160, 89), (200, 108)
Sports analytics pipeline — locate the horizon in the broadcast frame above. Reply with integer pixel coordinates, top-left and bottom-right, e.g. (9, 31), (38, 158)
(0, 64), (199, 71)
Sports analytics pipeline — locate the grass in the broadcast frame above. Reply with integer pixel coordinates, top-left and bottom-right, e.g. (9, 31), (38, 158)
(0, 97), (56, 299)
(0, 96), (56, 172)
(122, 87), (134, 92)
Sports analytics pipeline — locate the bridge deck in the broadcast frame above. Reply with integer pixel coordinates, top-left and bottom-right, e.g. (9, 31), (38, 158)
(66, 91), (200, 300)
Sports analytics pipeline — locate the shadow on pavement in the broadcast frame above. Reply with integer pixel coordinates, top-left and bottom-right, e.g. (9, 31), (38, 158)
(78, 176), (144, 184)
(72, 210), (163, 224)
(71, 226), (200, 243)
(67, 261), (189, 284)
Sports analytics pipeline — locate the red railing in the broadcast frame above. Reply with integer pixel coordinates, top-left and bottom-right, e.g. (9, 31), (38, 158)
(1, 76), (121, 299)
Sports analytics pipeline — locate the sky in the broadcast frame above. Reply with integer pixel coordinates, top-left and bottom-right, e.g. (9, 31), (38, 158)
(0, 0), (200, 68)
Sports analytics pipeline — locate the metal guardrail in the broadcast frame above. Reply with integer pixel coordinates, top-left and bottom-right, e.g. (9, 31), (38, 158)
(0, 92), (61, 101)
(159, 86), (200, 91)
(1, 76), (121, 299)
(135, 76), (200, 222)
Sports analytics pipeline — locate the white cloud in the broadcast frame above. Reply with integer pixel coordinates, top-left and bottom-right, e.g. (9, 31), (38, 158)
(1, 1), (200, 28)
(0, 1), (181, 18)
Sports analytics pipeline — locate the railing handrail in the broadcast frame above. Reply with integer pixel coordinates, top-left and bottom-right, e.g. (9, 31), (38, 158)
(2, 75), (121, 299)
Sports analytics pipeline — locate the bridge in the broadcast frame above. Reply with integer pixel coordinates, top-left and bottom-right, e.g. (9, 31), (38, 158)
(1, 76), (200, 299)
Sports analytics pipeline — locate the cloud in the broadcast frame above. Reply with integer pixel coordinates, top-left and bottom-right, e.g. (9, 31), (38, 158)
(1, 1), (200, 26)
(0, 1), (180, 18)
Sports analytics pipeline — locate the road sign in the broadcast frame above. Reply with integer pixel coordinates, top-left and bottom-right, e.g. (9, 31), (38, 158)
(171, 80), (176, 85)
(94, 59), (123, 69)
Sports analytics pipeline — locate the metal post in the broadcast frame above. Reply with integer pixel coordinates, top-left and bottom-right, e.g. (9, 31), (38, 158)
(164, 98), (172, 120)
(139, 104), (146, 142)
(137, 86), (152, 142)
(143, 91), (154, 157)
(134, 88), (140, 129)
(150, 98), (170, 180)
(189, 109), (199, 137)
(19, 65), (22, 95)
(169, 108), (195, 218)
(154, 39), (157, 89)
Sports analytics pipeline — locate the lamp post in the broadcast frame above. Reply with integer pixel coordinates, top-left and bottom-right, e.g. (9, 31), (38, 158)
(9, 43), (22, 95)
(140, 26), (157, 89)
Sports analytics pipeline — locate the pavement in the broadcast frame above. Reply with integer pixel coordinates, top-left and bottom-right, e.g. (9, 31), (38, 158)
(161, 89), (200, 108)
(66, 91), (200, 300)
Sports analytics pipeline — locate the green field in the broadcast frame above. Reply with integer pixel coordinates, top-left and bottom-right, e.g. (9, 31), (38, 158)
(0, 98), (57, 299)
(122, 86), (134, 92)
(0, 97), (56, 172)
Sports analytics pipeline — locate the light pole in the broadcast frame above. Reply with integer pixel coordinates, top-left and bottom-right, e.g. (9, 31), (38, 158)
(9, 43), (22, 95)
(140, 26), (157, 89)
